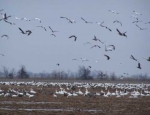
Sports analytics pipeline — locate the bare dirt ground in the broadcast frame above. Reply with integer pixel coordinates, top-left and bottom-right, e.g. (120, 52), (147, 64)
(0, 80), (150, 115)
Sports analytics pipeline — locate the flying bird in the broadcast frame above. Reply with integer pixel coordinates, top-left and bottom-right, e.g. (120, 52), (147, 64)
(33, 18), (41, 23)
(37, 26), (46, 31)
(0, 13), (11, 20)
(133, 10), (142, 15)
(137, 63), (141, 69)
(96, 21), (104, 26)
(104, 54), (110, 60)
(13, 16), (21, 20)
(145, 22), (150, 24)
(116, 28), (127, 37)
(91, 45), (101, 49)
(89, 66), (92, 68)
(51, 33), (56, 37)
(100, 22), (112, 31)
(135, 24), (148, 30)
(80, 58), (89, 62)
(21, 18), (30, 21)
(0, 54), (4, 56)
(0, 9), (4, 12)
(105, 45), (115, 51)
(93, 36), (105, 44)
(108, 10), (119, 14)
(56, 63), (60, 66)
(72, 59), (78, 61)
(81, 17), (92, 23)
(4, 20), (15, 25)
(19, 28), (26, 34)
(84, 42), (92, 45)
(130, 55), (138, 62)
(26, 30), (32, 36)
(49, 26), (59, 33)
(132, 18), (142, 23)
(1, 35), (9, 39)
(60, 16), (76, 23)
(143, 57), (150, 61)
(69, 35), (77, 41)
(113, 20), (122, 26)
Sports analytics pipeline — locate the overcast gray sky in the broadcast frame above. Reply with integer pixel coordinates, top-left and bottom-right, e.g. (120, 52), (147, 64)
(0, 0), (150, 76)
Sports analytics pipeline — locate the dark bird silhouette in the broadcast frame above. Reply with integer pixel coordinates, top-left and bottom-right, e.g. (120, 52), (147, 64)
(133, 10), (142, 15)
(37, 26), (46, 31)
(136, 24), (148, 30)
(91, 45), (101, 49)
(100, 22), (112, 31)
(33, 18), (41, 23)
(116, 29), (127, 37)
(69, 35), (77, 41)
(81, 17), (92, 23)
(0, 13), (11, 20)
(0, 54), (4, 56)
(49, 26), (59, 33)
(105, 45), (115, 51)
(84, 42), (92, 45)
(89, 66), (91, 68)
(19, 28), (26, 34)
(60, 16), (76, 23)
(113, 20), (122, 26)
(132, 18), (142, 23)
(0, 9), (4, 12)
(108, 10), (119, 14)
(92, 36), (105, 44)
(51, 33), (56, 37)
(145, 22), (150, 24)
(56, 63), (60, 66)
(3, 20), (15, 25)
(130, 55), (138, 62)
(143, 57), (150, 61)
(1, 34), (9, 39)
(26, 30), (32, 36)
(137, 63), (141, 69)
(104, 54), (110, 60)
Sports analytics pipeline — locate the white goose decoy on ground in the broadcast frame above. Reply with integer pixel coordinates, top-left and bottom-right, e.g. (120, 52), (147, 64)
(53, 94), (57, 97)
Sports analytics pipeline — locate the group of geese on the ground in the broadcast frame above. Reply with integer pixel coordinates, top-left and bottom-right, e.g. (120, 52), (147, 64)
(0, 81), (150, 98)
(0, 9), (150, 74)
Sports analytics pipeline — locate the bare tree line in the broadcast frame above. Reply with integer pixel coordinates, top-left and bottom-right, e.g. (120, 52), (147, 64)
(0, 65), (149, 81)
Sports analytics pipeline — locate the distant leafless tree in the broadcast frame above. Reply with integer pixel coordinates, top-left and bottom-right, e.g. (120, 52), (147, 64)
(2, 66), (9, 78)
(110, 72), (116, 81)
(8, 68), (16, 79)
(95, 70), (105, 80)
(78, 66), (92, 80)
(17, 65), (29, 79)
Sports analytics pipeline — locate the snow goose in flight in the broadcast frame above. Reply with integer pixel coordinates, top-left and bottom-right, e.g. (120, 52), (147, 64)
(56, 63), (60, 66)
(132, 18), (142, 23)
(21, 18), (30, 21)
(108, 10), (119, 14)
(3, 20), (15, 25)
(137, 63), (141, 69)
(116, 28), (127, 37)
(91, 45), (101, 49)
(113, 20), (122, 26)
(0, 13), (11, 20)
(51, 33), (56, 37)
(33, 18), (41, 23)
(60, 16), (76, 23)
(84, 42), (92, 45)
(104, 54), (110, 60)
(143, 57), (150, 62)
(105, 45), (115, 51)
(13, 16), (21, 20)
(93, 36), (105, 44)
(69, 35), (77, 41)
(0, 54), (4, 56)
(130, 55), (138, 62)
(133, 10), (142, 15)
(37, 26), (46, 31)
(80, 58), (89, 62)
(96, 21), (104, 26)
(1, 34), (9, 39)
(26, 30), (32, 36)
(145, 22), (150, 24)
(135, 24), (148, 30)
(100, 22), (112, 31)
(49, 26), (59, 33)
(81, 17), (92, 23)
(19, 27), (26, 34)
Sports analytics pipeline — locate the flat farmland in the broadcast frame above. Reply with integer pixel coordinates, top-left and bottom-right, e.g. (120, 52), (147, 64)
(0, 80), (150, 115)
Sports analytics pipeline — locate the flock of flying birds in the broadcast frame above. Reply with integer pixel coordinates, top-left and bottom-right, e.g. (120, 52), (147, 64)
(0, 8), (150, 77)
